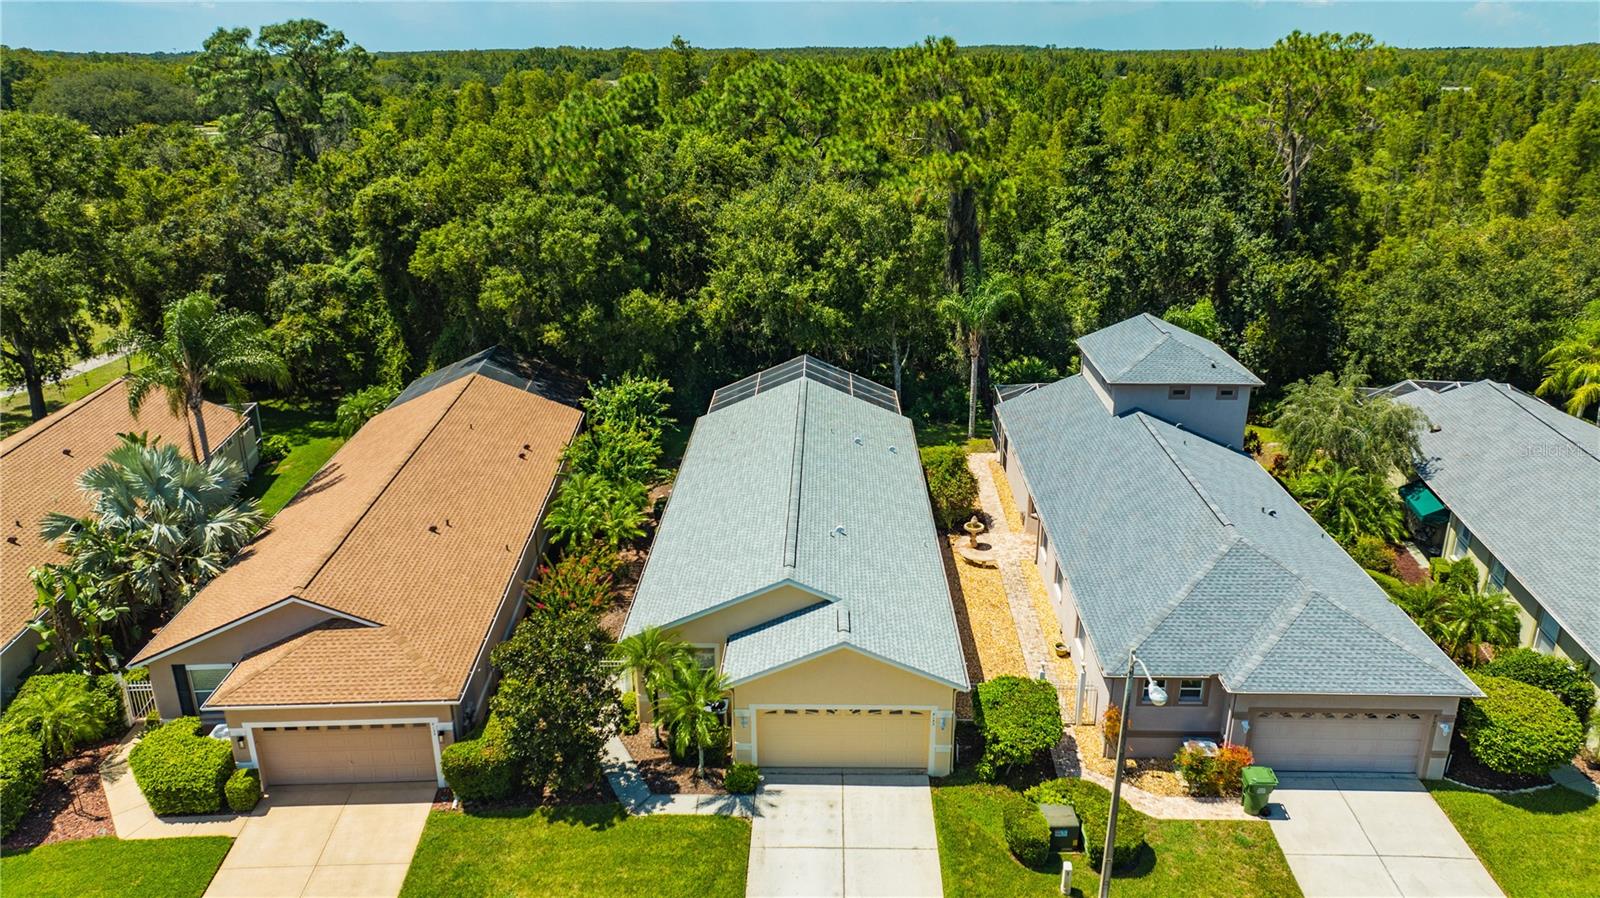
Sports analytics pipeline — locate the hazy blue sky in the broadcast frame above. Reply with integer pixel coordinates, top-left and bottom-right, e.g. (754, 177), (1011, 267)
(3, 2), (1595, 53)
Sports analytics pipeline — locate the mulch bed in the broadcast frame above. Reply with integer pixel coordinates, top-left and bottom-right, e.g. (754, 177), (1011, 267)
(598, 548), (647, 639)
(1443, 736), (1553, 791)
(1391, 546), (1430, 584)
(2, 738), (120, 851)
(432, 779), (612, 814)
(1574, 752), (1600, 788)
(618, 729), (727, 795)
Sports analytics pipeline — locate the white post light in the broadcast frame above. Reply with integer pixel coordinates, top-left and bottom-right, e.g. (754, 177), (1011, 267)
(1099, 652), (1163, 898)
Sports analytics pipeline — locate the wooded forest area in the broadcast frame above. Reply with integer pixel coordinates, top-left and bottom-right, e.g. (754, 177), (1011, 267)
(3, 28), (1598, 424)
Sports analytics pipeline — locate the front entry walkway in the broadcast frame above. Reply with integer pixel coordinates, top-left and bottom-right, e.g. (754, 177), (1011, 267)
(746, 772), (941, 898)
(1268, 774), (1503, 898)
(204, 782), (434, 898)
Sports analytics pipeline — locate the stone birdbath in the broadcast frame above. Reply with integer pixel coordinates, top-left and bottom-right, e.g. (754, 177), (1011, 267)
(964, 515), (986, 547)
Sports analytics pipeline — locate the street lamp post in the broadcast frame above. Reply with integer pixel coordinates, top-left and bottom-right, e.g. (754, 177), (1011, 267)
(1097, 652), (1165, 898)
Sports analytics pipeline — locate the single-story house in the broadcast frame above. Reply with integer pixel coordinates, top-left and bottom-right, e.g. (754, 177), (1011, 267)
(1, 378), (259, 702)
(127, 349), (583, 788)
(1380, 379), (1599, 706)
(993, 315), (1479, 778)
(622, 356), (969, 775)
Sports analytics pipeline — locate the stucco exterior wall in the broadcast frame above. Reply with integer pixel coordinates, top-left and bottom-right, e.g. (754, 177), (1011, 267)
(669, 584), (830, 651)
(1108, 383), (1250, 450)
(1102, 674), (1229, 756)
(146, 601), (339, 719)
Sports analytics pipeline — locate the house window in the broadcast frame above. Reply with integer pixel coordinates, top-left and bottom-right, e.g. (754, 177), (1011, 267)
(1218, 387), (1238, 400)
(1535, 611), (1560, 653)
(689, 646), (717, 670)
(1168, 386), (1190, 400)
(1451, 524), (1472, 559)
(1487, 560), (1507, 593)
(1038, 526), (1049, 565)
(1141, 678), (1207, 706)
(186, 666), (233, 710)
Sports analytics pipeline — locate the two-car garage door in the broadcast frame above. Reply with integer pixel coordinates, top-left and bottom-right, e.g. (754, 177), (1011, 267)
(1248, 710), (1427, 774)
(255, 722), (436, 786)
(755, 707), (930, 769)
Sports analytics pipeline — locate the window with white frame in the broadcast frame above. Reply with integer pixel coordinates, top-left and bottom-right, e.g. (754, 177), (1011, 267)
(1217, 387), (1238, 400)
(689, 646), (718, 670)
(1535, 611), (1560, 653)
(1487, 560), (1507, 593)
(1053, 564), (1064, 599)
(1451, 524), (1472, 559)
(1168, 386), (1190, 400)
(1141, 678), (1206, 705)
(186, 665), (233, 710)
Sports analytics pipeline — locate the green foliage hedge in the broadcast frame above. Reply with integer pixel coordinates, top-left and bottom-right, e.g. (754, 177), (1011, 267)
(0, 731), (45, 838)
(4, 673), (123, 750)
(1480, 648), (1595, 725)
(1001, 794), (1051, 867)
(920, 445), (979, 532)
(1461, 673), (1583, 775)
(724, 763), (760, 795)
(127, 717), (235, 815)
(224, 768), (261, 812)
(974, 676), (1063, 782)
(1348, 535), (1396, 576)
(440, 714), (519, 802)
(620, 691), (640, 735)
(1025, 778), (1147, 873)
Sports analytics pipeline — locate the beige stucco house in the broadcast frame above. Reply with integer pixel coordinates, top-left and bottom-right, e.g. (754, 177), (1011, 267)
(126, 350), (582, 788)
(622, 357), (970, 775)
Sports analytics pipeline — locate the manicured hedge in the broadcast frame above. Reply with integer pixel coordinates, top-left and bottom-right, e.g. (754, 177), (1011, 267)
(1025, 778), (1147, 872)
(724, 763), (760, 795)
(1480, 648), (1595, 725)
(1461, 673), (1583, 775)
(128, 716), (235, 815)
(1001, 794), (1051, 867)
(225, 768), (262, 812)
(974, 676), (1063, 782)
(0, 731), (45, 838)
(441, 714), (519, 802)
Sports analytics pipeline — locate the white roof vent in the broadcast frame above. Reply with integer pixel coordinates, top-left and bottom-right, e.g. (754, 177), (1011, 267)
(831, 524), (847, 538)
(852, 434), (864, 446)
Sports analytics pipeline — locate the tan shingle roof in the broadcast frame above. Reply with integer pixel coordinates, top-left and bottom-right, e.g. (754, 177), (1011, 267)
(1, 379), (249, 647)
(131, 373), (583, 707)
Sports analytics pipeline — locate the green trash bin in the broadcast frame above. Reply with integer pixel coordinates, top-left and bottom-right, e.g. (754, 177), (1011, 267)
(1242, 766), (1278, 816)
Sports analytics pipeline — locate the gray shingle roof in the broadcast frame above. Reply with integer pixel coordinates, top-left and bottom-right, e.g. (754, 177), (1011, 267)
(1076, 314), (1263, 386)
(1394, 380), (1600, 660)
(996, 374), (1476, 697)
(624, 361), (969, 690)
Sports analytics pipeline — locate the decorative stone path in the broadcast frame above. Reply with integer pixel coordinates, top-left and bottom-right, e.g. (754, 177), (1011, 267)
(969, 452), (1253, 821)
(601, 736), (754, 817)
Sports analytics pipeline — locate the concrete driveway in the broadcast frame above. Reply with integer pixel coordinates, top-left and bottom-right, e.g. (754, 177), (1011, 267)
(747, 772), (941, 898)
(204, 782), (434, 898)
(1267, 775), (1503, 898)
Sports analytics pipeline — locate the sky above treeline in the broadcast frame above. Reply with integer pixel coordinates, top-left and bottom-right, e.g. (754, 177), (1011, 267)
(3, 1), (1596, 54)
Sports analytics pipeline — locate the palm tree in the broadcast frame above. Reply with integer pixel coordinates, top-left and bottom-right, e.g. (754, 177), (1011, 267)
(940, 270), (1018, 439)
(656, 662), (731, 778)
(127, 292), (287, 461)
(1289, 464), (1404, 544)
(2, 678), (106, 759)
(29, 566), (129, 675)
(1440, 585), (1520, 666)
(1536, 316), (1600, 421)
(545, 474), (649, 551)
(613, 626), (691, 747)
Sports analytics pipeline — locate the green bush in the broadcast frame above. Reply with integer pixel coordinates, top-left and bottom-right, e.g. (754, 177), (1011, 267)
(669, 722), (730, 768)
(1001, 795), (1051, 867)
(1461, 673), (1584, 775)
(974, 676), (1062, 782)
(724, 763), (760, 794)
(257, 433), (295, 464)
(1024, 778), (1147, 872)
(335, 385), (399, 438)
(440, 714), (519, 802)
(620, 692), (640, 735)
(224, 768), (261, 812)
(127, 716), (235, 815)
(6, 674), (122, 739)
(0, 731), (45, 838)
(1481, 648), (1596, 725)
(920, 445), (979, 531)
(1348, 535), (1396, 576)
(3, 673), (124, 759)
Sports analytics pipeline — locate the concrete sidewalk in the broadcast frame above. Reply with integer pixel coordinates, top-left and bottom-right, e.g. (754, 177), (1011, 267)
(601, 735), (754, 817)
(100, 731), (250, 840)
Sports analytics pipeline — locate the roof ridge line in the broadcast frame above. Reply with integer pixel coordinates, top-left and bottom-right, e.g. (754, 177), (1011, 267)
(0, 376), (128, 458)
(1128, 536), (1237, 660)
(781, 377), (808, 570)
(1137, 414), (1231, 528)
(1486, 381), (1600, 464)
(1114, 326), (1173, 380)
(1224, 578), (1318, 688)
(1314, 584), (1477, 685)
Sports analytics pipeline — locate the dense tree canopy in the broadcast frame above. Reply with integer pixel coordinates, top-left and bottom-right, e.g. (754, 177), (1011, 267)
(2, 33), (1596, 425)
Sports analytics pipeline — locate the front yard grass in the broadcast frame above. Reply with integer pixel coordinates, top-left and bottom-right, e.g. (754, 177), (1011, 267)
(1427, 780), (1600, 898)
(0, 836), (233, 898)
(932, 776), (1302, 898)
(243, 400), (343, 517)
(399, 804), (750, 898)
(0, 354), (140, 438)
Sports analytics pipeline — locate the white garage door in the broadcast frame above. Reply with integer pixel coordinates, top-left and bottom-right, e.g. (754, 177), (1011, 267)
(755, 708), (930, 770)
(255, 722), (437, 786)
(1249, 710), (1427, 774)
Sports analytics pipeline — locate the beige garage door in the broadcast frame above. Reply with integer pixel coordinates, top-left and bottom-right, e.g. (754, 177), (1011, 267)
(755, 708), (929, 769)
(1249, 710), (1427, 774)
(255, 722), (436, 786)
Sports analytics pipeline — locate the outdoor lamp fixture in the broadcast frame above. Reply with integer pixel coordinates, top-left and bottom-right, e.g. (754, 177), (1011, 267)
(1099, 652), (1164, 898)
(1439, 721), (1452, 737)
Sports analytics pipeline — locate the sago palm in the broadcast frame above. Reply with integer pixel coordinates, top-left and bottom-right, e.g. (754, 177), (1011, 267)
(2, 678), (105, 760)
(127, 291), (288, 460)
(939, 270), (1017, 439)
(655, 662), (731, 778)
(1536, 317), (1600, 421)
(613, 626), (691, 746)
(1440, 584), (1521, 665)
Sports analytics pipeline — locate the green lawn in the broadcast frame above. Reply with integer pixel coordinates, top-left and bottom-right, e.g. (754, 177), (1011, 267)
(1, 354), (141, 438)
(1427, 780), (1600, 898)
(243, 400), (344, 517)
(399, 804), (750, 898)
(932, 777), (1302, 898)
(917, 418), (995, 453)
(0, 836), (233, 898)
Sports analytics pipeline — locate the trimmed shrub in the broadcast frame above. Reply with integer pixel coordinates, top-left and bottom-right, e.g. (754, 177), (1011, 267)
(1173, 742), (1253, 797)
(1481, 648), (1595, 725)
(127, 716), (235, 815)
(440, 714), (519, 802)
(1348, 535), (1396, 576)
(1002, 795), (1051, 867)
(1461, 673), (1583, 775)
(725, 763), (760, 794)
(1025, 778), (1147, 873)
(224, 768), (261, 812)
(620, 692), (640, 735)
(257, 433), (294, 464)
(921, 445), (979, 531)
(974, 677), (1062, 782)
(0, 732), (45, 838)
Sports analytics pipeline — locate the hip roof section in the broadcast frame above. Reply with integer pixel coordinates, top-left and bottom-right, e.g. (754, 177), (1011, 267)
(1077, 313), (1263, 386)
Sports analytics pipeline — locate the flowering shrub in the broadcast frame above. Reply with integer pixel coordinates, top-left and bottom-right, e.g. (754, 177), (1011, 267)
(1173, 742), (1253, 796)
(1101, 706), (1121, 745)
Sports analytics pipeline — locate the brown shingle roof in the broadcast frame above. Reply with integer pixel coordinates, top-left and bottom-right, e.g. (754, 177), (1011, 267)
(131, 372), (583, 707)
(0, 379), (250, 647)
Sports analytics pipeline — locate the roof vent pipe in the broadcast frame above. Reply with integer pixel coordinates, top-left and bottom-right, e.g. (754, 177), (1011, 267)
(853, 434), (864, 446)
(832, 524), (847, 538)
